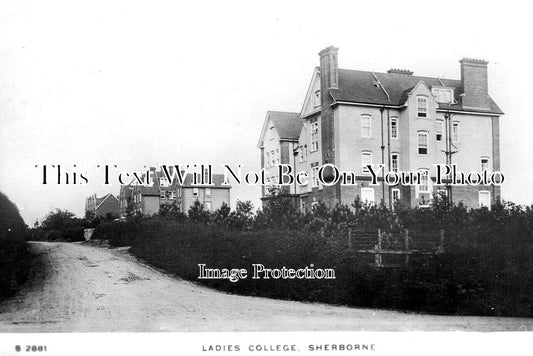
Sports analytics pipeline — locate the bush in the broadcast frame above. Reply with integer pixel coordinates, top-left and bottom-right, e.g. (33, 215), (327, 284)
(0, 191), (31, 299)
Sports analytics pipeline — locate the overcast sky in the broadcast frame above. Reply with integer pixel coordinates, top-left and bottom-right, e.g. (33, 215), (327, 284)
(1, 0), (532, 225)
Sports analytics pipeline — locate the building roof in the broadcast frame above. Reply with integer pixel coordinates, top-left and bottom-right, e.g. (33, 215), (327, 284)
(182, 174), (229, 188)
(329, 69), (503, 115)
(267, 111), (302, 140)
(95, 193), (118, 210)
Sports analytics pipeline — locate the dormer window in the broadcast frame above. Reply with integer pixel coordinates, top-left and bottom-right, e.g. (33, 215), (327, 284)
(314, 90), (321, 107)
(433, 88), (454, 104)
(417, 96), (428, 118)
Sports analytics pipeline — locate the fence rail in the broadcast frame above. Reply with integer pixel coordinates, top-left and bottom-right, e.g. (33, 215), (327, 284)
(322, 228), (445, 268)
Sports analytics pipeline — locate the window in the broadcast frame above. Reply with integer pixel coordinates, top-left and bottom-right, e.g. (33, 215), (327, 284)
(314, 90), (321, 107)
(390, 117), (398, 139)
(418, 131), (428, 155)
(266, 152), (270, 167)
(418, 169), (429, 193)
(169, 191), (176, 200)
(452, 121), (460, 143)
(391, 153), (399, 172)
(271, 150), (275, 166)
(193, 187), (199, 198)
(160, 190), (166, 199)
(434, 88), (453, 104)
(360, 188), (375, 205)
(392, 188), (400, 201)
(361, 115), (372, 138)
(311, 162), (319, 187)
(160, 177), (169, 187)
(269, 126), (275, 140)
(276, 148), (280, 164)
(479, 191), (491, 209)
(481, 157), (489, 172)
(299, 145), (307, 163)
(205, 188), (211, 198)
(311, 121), (319, 151)
(205, 201), (212, 211)
(417, 96), (428, 117)
(361, 151), (372, 174)
(436, 120), (443, 141)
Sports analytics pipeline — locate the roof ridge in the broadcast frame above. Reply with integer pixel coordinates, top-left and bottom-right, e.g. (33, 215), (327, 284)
(338, 67), (459, 83)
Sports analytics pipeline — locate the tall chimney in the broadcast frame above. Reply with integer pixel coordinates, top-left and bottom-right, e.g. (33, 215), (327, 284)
(319, 46), (339, 89)
(459, 58), (490, 110)
(318, 46), (340, 208)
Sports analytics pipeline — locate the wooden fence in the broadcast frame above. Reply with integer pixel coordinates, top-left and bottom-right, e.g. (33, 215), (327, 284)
(322, 228), (445, 268)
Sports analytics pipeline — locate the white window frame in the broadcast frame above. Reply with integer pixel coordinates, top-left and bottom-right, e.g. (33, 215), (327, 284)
(361, 151), (372, 174)
(418, 169), (430, 193)
(160, 190), (166, 199)
(361, 115), (372, 138)
(392, 188), (401, 201)
(452, 121), (460, 143)
(391, 153), (399, 172)
(276, 148), (280, 164)
(417, 96), (428, 118)
(481, 157), (489, 172)
(360, 188), (375, 205)
(418, 131), (428, 155)
(271, 150), (275, 166)
(310, 121), (319, 152)
(436, 119), (443, 141)
(479, 191), (491, 210)
(311, 163), (319, 187)
(169, 191), (176, 200)
(205, 188), (211, 198)
(266, 152), (270, 167)
(390, 117), (398, 139)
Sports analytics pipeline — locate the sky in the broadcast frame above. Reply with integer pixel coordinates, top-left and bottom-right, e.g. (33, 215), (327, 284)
(1, 0), (532, 225)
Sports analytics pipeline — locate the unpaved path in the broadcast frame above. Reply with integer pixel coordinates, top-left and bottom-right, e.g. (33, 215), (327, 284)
(0, 242), (531, 332)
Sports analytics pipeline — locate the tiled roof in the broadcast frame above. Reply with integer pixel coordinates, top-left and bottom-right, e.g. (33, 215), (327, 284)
(268, 111), (302, 140)
(329, 69), (503, 114)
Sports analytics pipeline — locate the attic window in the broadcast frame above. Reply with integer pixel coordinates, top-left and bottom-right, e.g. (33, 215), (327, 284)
(269, 126), (275, 140)
(433, 88), (454, 104)
(314, 90), (321, 107)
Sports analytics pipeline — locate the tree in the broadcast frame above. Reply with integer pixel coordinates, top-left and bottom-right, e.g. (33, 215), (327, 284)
(40, 209), (77, 231)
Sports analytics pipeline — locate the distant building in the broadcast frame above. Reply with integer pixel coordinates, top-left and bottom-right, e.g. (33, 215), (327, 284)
(123, 167), (231, 216)
(85, 193), (120, 218)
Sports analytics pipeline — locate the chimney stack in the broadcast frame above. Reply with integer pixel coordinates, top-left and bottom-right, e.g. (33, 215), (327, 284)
(319, 46), (339, 90)
(459, 58), (490, 110)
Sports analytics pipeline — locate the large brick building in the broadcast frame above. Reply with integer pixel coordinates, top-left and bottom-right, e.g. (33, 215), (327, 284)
(258, 46), (503, 211)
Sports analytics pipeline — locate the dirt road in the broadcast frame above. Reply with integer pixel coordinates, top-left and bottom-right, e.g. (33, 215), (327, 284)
(0, 242), (531, 332)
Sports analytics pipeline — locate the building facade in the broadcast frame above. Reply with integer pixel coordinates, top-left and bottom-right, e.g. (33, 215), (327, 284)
(85, 193), (120, 218)
(259, 47), (503, 211)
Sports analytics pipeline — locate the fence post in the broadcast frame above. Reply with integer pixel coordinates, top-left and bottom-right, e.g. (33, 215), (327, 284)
(347, 229), (352, 249)
(376, 229), (382, 267)
(404, 229), (410, 265)
(438, 229), (445, 253)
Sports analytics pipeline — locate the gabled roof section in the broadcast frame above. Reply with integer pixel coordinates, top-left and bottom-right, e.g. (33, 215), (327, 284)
(329, 69), (503, 114)
(95, 193), (118, 210)
(299, 66), (321, 118)
(257, 111), (302, 148)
